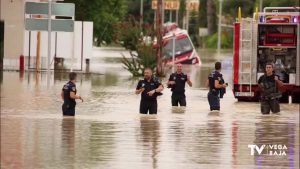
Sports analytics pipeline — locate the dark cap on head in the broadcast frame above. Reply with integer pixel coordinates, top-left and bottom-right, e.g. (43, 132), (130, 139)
(215, 62), (222, 70)
(69, 72), (77, 81)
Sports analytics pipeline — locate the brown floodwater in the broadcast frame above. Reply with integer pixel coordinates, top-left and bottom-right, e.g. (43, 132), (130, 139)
(1, 48), (299, 169)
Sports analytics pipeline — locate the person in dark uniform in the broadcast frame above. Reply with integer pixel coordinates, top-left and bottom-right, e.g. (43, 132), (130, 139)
(258, 63), (283, 114)
(167, 63), (192, 107)
(61, 72), (83, 116)
(206, 62), (227, 111)
(136, 68), (164, 114)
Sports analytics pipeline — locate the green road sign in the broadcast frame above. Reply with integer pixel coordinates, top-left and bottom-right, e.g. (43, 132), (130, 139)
(25, 18), (74, 32)
(25, 2), (75, 17)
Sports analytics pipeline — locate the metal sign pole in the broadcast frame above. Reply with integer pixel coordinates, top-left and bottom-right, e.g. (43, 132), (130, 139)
(47, 0), (52, 86)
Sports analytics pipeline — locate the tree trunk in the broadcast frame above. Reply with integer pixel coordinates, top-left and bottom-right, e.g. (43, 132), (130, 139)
(207, 0), (217, 35)
(156, 0), (163, 76)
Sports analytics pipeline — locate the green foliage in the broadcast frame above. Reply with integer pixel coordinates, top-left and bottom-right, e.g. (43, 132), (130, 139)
(262, 0), (299, 8)
(65, 0), (299, 49)
(189, 11), (200, 47)
(198, 0), (207, 27)
(223, 0), (299, 24)
(204, 30), (233, 49)
(223, 0), (254, 22)
(206, 0), (217, 35)
(118, 18), (157, 77)
(116, 17), (141, 51)
(178, 0), (187, 28)
(122, 44), (157, 77)
(127, 0), (155, 25)
(64, 0), (127, 46)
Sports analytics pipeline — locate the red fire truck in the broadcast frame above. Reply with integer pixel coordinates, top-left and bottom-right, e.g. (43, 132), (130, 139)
(161, 23), (201, 65)
(233, 7), (300, 103)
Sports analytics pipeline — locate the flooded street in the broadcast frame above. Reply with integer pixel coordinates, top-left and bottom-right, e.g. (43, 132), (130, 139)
(1, 48), (299, 169)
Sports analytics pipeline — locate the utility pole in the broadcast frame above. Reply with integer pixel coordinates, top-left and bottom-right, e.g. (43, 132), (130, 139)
(140, 0), (143, 28)
(259, 0), (263, 12)
(175, 9), (178, 24)
(172, 33), (176, 72)
(217, 0), (223, 54)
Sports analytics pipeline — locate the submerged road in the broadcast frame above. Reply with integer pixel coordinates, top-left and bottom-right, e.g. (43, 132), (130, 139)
(1, 48), (299, 169)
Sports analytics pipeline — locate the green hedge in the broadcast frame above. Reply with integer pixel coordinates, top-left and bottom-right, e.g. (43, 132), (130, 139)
(204, 30), (233, 49)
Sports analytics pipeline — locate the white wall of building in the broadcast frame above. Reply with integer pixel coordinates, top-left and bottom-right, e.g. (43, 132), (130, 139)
(1, 0), (25, 69)
(23, 21), (93, 71)
(1, 0), (93, 71)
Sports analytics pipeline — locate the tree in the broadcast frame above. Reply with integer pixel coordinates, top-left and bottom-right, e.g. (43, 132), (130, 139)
(178, 0), (186, 28)
(206, 0), (217, 35)
(117, 17), (157, 77)
(189, 11), (200, 47)
(64, 0), (127, 46)
(198, 0), (207, 28)
(262, 0), (299, 8)
(127, 0), (155, 25)
(223, 0), (254, 23)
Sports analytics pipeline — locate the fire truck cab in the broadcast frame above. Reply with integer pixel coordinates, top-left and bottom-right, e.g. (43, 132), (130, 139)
(233, 7), (300, 103)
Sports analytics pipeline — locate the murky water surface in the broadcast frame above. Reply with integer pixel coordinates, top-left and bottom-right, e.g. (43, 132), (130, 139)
(1, 48), (299, 169)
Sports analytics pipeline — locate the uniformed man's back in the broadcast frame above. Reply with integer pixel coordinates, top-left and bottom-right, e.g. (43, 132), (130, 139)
(61, 72), (83, 116)
(207, 62), (227, 111)
(62, 81), (77, 107)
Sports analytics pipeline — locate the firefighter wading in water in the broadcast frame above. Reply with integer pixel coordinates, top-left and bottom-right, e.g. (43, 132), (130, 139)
(136, 68), (164, 114)
(258, 63), (283, 114)
(206, 62), (227, 111)
(167, 64), (192, 106)
(61, 72), (83, 116)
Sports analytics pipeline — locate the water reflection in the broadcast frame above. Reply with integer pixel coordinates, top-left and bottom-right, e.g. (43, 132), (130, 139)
(0, 70), (3, 84)
(1, 48), (299, 169)
(0, 118), (24, 169)
(186, 119), (224, 165)
(61, 117), (75, 169)
(139, 116), (160, 169)
(254, 117), (297, 168)
(91, 73), (118, 87)
(88, 122), (115, 163)
(231, 121), (239, 169)
(19, 70), (24, 81)
(171, 107), (186, 114)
